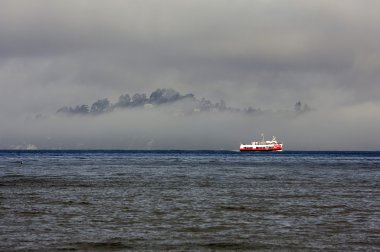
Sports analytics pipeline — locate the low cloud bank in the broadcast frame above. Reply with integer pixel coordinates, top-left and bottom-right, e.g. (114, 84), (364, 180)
(56, 88), (239, 115)
(56, 88), (308, 117)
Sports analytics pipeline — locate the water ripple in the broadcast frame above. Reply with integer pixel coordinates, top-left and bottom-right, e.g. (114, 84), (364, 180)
(0, 151), (379, 251)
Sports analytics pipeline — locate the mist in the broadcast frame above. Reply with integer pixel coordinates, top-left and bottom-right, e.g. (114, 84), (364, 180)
(1, 97), (379, 150)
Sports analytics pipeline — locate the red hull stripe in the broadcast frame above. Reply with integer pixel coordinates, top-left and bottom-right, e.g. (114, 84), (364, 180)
(240, 146), (282, 152)
(240, 149), (282, 152)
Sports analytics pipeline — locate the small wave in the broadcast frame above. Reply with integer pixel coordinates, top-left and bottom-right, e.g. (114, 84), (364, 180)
(69, 240), (133, 250)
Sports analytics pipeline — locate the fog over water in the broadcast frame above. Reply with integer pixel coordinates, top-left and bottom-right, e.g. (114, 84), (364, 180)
(1, 100), (379, 150)
(1, 0), (380, 150)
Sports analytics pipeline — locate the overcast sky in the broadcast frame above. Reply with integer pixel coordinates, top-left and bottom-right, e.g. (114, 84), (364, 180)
(1, 0), (379, 150)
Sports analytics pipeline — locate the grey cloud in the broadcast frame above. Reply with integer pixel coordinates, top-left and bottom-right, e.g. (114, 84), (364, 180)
(1, 0), (380, 149)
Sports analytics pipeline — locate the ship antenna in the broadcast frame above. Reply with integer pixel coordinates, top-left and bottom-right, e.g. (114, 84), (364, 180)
(261, 133), (264, 142)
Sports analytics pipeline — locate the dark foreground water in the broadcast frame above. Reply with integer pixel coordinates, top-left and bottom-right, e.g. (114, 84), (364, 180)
(0, 150), (379, 251)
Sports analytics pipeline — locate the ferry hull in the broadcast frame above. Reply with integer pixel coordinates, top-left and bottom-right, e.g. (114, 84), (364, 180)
(240, 147), (282, 152)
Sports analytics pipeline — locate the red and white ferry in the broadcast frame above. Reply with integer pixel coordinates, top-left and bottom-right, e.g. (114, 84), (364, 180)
(240, 134), (283, 152)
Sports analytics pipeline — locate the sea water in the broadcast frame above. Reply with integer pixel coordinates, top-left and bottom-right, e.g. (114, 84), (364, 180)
(0, 150), (379, 251)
